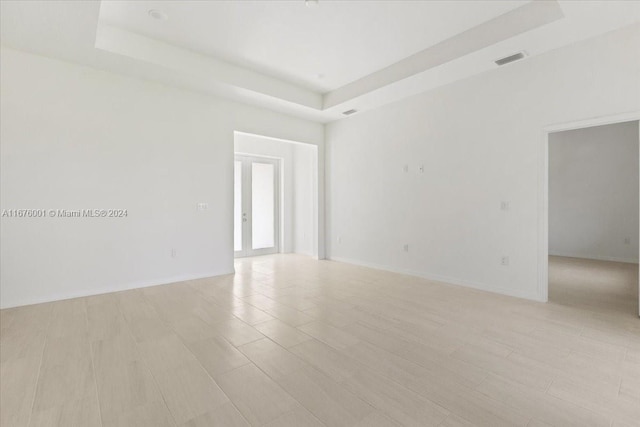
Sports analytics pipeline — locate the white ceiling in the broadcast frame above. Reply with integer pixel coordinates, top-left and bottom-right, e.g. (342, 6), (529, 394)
(98, 0), (529, 93)
(1, 1), (639, 123)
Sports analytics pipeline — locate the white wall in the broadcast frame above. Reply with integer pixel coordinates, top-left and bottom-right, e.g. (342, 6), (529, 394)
(234, 132), (317, 256)
(326, 24), (640, 300)
(293, 144), (317, 255)
(549, 121), (639, 263)
(0, 47), (323, 308)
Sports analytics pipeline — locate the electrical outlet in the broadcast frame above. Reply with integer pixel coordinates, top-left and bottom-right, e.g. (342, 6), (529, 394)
(403, 164), (409, 173)
(403, 244), (409, 252)
(419, 165), (425, 173)
(624, 237), (631, 245)
(337, 236), (342, 243)
(171, 248), (177, 258)
(197, 202), (208, 211)
(500, 201), (510, 211)
(501, 256), (509, 266)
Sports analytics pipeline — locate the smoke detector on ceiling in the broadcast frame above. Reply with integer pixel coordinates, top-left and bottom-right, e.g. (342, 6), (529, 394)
(494, 51), (527, 66)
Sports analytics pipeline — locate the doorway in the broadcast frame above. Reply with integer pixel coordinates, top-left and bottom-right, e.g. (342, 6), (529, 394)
(234, 131), (321, 259)
(234, 154), (280, 257)
(539, 114), (640, 317)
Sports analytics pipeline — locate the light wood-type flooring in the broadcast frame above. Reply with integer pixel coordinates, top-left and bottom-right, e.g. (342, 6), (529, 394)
(1, 255), (639, 427)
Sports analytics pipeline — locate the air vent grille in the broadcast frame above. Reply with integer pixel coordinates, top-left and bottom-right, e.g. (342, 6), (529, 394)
(495, 52), (526, 66)
(342, 109), (357, 116)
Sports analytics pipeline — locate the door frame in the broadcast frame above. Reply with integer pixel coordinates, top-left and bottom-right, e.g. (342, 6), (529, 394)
(537, 110), (640, 315)
(234, 154), (281, 258)
(234, 131), (324, 260)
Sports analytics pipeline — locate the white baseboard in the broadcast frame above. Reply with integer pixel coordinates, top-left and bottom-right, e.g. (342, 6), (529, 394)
(294, 250), (315, 257)
(549, 252), (639, 264)
(0, 269), (235, 309)
(329, 256), (540, 301)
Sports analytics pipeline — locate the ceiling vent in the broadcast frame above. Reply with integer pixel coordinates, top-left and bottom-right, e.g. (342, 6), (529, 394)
(342, 109), (358, 116)
(495, 52), (527, 66)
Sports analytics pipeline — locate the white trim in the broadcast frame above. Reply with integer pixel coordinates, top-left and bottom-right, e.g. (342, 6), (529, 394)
(543, 111), (640, 133)
(538, 110), (640, 307)
(330, 256), (539, 301)
(0, 270), (234, 309)
(234, 131), (316, 148)
(235, 152), (283, 161)
(538, 126), (550, 302)
(294, 249), (315, 257)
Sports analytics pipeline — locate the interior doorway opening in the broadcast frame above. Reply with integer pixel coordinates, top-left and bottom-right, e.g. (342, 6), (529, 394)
(233, 131), (319, 259)
(543, 118), (639, 317)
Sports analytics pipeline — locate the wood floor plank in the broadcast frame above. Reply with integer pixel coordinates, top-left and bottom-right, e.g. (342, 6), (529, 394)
(152, 361), (229, 425)
(289, 338), (363, 382)
(476, 374), (610, 427)
(451, 343), (554, 391)
(206, 318), (265, 347)
(184, 335), (250, 379)
(31, 335), (96, 413)
(262, 405), (324, 427)
(354, 411), (402, 426)
(274, 364), (375, 427)
(232, 304), (275, 326)
(28, 394), (101, 427)
(0, 356), (42, 427)
(297, 321), (360, 350)
(180, 401), (249, 427)
(93, 357), (165, 426)
(0, 329), (46, 365)
(253, 318), (313, 348)
(237, 338), (308, 380)
(136, 334), (199, 373)
(102, 399), (175, 427)
(438, 414), (477, 427)
(215, 363), (298, 426)
(340, 368), (449, 427)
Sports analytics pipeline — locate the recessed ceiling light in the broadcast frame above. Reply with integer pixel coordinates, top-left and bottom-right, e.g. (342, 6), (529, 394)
(148, 9), (168, 21)
(305, 0), (319, 8)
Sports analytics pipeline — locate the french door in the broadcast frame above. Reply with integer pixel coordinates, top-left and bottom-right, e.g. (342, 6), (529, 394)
(234, 155), (280, 257)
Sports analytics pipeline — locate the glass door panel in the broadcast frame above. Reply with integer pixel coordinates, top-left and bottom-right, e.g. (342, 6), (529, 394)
(251, 162), (275, 250)
(234, 155), (279, 257)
